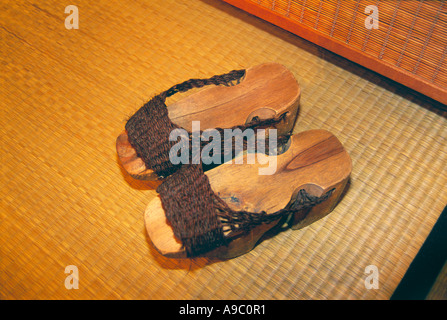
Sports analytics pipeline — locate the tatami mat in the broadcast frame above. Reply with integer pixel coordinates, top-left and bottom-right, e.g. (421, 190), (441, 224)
(1, 0), (446, 299)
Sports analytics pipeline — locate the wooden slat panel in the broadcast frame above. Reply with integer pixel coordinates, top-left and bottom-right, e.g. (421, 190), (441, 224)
(223, 0), (447, 105)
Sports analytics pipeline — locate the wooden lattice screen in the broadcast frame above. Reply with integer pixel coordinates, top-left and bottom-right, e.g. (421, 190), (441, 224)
(223, 0), (447, 105)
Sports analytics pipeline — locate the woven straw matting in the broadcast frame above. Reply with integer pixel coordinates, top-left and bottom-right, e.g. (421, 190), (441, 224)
(1, 0), (446, 300)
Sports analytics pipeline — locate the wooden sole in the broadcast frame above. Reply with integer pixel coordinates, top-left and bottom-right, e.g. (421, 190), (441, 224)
(116, 62), (300, 180)
(145, 130), (352, 259)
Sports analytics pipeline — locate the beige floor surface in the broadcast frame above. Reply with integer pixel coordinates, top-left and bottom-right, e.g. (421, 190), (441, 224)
(1, 0), (446, 299)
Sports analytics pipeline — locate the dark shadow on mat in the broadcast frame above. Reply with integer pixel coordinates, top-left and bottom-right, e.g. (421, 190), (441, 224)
(202, 0), (447, 115)
(391, 205), (447, 300)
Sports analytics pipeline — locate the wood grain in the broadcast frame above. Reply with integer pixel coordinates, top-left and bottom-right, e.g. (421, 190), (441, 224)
(116, 62), (301, 180)
(145, 130), (352, 259)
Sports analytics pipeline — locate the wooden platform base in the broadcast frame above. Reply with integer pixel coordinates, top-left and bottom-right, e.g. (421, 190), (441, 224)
(145, 130), (352, 259)
(116, 62), (301, 180)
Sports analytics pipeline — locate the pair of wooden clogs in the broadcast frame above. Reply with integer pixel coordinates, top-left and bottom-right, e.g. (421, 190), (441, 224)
(116, 63), (351, 259)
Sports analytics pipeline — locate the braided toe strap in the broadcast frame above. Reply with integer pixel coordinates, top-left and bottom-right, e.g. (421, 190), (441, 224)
(125, 95), (182, 178)
(156, 164), (334, 257)
(156, 165), (227, 257)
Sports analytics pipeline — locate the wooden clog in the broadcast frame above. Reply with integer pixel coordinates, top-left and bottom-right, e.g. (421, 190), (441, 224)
(116, 62), (300, 180)
(145, 130), (351, 259)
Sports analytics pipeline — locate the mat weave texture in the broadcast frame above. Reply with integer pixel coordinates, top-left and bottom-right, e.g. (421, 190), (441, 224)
(1, 0), (446, 299)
